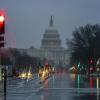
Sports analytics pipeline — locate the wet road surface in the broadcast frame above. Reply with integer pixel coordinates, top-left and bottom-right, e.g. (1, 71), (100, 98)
(1, 72), (100, 100)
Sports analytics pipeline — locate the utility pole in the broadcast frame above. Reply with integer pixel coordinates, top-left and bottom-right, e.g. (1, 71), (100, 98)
(0, 11), (6, 100)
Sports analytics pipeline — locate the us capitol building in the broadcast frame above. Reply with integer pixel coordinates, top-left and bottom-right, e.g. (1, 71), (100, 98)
(27, 16), (69, 67)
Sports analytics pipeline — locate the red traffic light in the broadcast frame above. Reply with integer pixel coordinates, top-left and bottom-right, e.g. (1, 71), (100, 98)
(0, 15), (5, 34)
(0, 12), (5, 48)
(0, 15), (5, 22)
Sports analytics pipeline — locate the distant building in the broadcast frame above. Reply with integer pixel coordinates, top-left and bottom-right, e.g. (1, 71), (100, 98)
(27, 16), (69, 67)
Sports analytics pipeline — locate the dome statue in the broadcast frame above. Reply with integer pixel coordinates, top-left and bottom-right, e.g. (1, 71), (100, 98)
(41, 16), (62, 50)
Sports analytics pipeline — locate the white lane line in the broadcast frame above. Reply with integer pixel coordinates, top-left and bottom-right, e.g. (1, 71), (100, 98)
(43, 88), (100, 89)
(43, 88), (100, 92)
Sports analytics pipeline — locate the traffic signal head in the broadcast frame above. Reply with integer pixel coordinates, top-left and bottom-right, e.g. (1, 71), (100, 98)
(0, 36), (4, 47)
(0, 11), (5, 48)
(0, 42), (4, 47)
(0, 36), (4, 41)
(0, 15), (4, 22)
(0, 15), (5, 34)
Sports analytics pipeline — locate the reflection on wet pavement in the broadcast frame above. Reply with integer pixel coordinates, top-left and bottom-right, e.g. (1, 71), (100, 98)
(5, 72), (100, 100)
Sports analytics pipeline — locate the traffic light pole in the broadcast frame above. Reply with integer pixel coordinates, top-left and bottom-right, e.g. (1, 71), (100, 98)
(4, 68), (7, 100)
(0, 53), (7, 100)
(0, 13), (6, 100)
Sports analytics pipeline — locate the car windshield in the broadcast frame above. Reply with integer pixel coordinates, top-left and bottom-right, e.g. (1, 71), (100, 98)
(0, 1), (100, 100)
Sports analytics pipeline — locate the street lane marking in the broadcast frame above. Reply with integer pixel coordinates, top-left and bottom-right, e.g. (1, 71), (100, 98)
(43, 88), (100, 92)
(43, 88), (100, 90)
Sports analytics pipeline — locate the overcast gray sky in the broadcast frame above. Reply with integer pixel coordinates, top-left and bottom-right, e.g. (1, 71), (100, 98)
(0, 0), (100, 48)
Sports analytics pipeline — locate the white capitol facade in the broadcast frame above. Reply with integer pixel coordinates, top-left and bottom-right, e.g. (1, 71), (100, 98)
(27, 16), (69, 67)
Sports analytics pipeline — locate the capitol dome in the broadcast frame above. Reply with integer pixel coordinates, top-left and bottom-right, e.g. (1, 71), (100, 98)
(41, 16), (62, 50)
